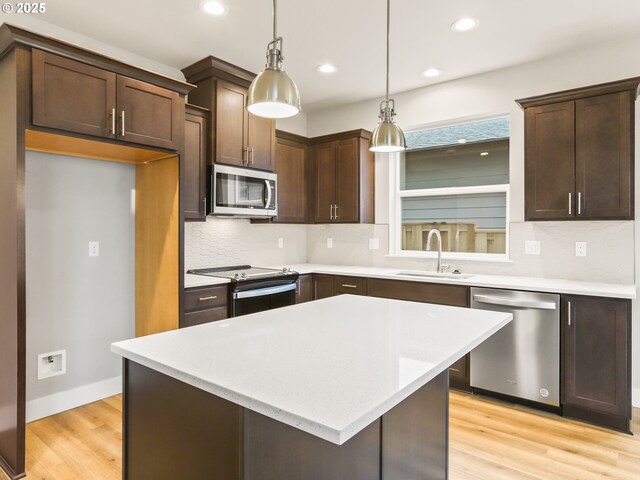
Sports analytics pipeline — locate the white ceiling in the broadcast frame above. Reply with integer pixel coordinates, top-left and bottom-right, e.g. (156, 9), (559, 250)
(26, 0), (640, 112)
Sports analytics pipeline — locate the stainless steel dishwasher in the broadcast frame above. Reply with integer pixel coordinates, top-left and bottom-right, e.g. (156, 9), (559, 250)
(470, 287), (560, 406)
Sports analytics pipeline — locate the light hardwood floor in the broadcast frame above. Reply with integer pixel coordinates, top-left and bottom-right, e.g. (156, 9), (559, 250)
(3, 392), (638, 479)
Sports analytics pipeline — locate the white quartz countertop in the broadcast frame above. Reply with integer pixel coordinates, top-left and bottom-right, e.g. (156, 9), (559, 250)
(185, 273), (230, 289)
(186, 264), (636, 299)
(112, 295), (511, 445)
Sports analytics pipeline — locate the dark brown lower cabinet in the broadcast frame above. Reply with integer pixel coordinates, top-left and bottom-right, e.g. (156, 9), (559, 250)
(312, 274), (337, 300)
(335, 276), (367, 296)
(296, 275), (313, 304)
(182, 285), (228, 328)
(561, 295), (631, 432)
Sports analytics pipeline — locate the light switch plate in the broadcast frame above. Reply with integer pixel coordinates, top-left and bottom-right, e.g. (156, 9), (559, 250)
(278, 237), (284, 249)
(525, 240), (541, 256)
(369, 238), (380, 250)
(326, 238), (333, 249)
(575, 241), (587, 257)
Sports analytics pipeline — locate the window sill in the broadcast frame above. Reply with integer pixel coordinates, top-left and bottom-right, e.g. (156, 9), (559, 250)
(385, 252), (514, 263)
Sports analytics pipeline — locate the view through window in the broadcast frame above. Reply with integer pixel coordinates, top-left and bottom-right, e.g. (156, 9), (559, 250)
(393, 117), (510, 257)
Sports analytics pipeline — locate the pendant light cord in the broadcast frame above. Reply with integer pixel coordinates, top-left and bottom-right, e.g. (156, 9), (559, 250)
(273, 0), (277, 43)
(385, 0), (390, 102)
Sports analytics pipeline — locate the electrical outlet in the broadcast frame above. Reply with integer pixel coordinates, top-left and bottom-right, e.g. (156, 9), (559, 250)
(88, 241), (99, 257)
(575, 241), (587, 257)
(369, 238), (380, 250)
(278, 237), (284, 249)
(326, 238), (333, 249)
(525, 240), (541, 256)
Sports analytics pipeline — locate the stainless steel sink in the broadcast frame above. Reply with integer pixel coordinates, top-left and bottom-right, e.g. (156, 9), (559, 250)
(394, 271), (474, 280)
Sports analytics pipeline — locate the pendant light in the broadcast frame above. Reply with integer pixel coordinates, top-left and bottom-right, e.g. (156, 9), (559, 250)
(370, 0), (406, 152)
(247, 0), (301, 119)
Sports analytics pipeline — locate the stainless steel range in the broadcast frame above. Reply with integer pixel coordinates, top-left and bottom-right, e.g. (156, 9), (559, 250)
(187, 265), (299, 317)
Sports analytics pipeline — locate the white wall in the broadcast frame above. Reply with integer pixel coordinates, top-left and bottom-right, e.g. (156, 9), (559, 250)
(276, 112), (308, 137)
(25, 152), (135, 420)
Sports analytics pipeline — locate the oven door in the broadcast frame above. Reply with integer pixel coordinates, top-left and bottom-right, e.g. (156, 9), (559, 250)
(231, 283), (297, 317)
(212, 165), (277, 217)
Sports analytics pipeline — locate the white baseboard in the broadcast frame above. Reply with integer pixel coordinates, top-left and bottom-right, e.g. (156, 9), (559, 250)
(26, 376), (122, 423)
(634, 388), (640, 409)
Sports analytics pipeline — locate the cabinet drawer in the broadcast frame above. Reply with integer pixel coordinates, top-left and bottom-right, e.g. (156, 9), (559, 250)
(184, 285), (227, 312)
(182, 306), (228, 328)
(367, 278), (469, 308)
(335, 276), (367, 296)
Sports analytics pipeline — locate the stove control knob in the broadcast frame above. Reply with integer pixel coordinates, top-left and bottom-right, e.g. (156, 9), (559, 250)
(241, 272), (247, 279)
(282, 267), (289, 273)
(234, 273), (240, 279)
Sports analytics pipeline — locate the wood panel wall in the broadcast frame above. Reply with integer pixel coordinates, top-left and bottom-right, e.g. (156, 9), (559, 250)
(135, 156), (180, 336)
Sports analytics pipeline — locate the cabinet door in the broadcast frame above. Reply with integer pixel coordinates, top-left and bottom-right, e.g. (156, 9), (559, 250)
(117, 76), (181, 150)
(449, 355), (471, 392)
(335, 138), (360, 223)
(32, 49), (116, 139)
(562, 296), (630, 420)
(296, 275), (313, 304)
(524, 101), (576, 220)
(314, 142), (337, 223)
(216, 80), (248, 167)
(182, 307), (228, 328)
(576, 92), (633, 220)
(184, 108), (209, 220)
(248, 113), (275, 171)
(313, 274), (336, 300)
(275, 140), (307, 223)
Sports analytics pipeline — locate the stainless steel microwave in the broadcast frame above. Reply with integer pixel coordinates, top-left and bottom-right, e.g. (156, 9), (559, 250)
(211, 164), (277, 218)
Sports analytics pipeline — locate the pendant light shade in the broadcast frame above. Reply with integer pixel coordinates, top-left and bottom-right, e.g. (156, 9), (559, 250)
(247, 0), (301, 119)
(370, 0), (406, 153)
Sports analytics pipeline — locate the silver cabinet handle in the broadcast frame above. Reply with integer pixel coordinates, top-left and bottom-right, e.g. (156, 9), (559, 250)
(199, 296), (217, 301)
(577, 192), (582, 215)
(334, 204), (339, 220)
(568, 301), (572, 326)
(203, 197), (207, 215)
(120, 110), (126, 137)
(243, 148), (248, 165)
(330, 204), (334, 220)
(472, 294), (557, 310)
(250, 148), (254, 165)
(110, 108), (116, 135)
(568, 192), (572, 215)
(341, 284), (358, 289)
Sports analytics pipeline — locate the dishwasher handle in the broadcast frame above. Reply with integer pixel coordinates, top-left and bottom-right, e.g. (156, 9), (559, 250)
(472, 294), (557, 310)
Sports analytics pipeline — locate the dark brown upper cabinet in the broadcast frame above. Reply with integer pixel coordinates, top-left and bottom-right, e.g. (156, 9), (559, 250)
(273, 131), (308, 223)
(182, 57), (275, 172)
(517, 78), (639, 221)
(311, 130), (375, 224)
(561, 295), (631, 432)
(184, 105), (210, 221)
(32, 49), (182, 151)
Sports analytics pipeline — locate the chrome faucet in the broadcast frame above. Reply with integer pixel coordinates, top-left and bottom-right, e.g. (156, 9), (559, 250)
(426, 229), (448, 273)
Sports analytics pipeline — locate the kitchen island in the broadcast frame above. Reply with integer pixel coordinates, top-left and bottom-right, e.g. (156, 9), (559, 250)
(112, 295), (511, 480)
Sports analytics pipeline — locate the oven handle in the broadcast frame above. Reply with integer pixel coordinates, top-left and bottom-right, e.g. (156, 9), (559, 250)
(232, 283), (296, 300)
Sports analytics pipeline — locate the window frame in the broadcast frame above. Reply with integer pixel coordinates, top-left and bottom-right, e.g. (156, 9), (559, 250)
(388, 127), (511, 262)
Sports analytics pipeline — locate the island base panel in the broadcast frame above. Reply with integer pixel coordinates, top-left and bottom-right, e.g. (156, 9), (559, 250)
(123, 360), (448, 480)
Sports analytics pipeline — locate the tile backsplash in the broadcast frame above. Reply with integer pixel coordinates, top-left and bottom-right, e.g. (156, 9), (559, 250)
(185, 218), (307, 270)
(186, 219), (634, 284)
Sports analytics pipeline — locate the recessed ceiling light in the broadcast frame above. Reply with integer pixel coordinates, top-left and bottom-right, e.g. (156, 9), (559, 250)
(201, 1), (225, 16)
(480, 152), (489, 156)
(451, 17), (479, 32)
(458, 139), (467, 144)
(317, 64), (337, 74)
(422, 68), (442, 78)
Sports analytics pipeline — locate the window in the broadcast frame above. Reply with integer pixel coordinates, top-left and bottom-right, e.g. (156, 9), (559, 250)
(389, 117), (510, 260)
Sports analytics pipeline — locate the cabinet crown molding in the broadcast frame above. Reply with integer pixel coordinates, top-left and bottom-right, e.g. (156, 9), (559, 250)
(516, 77), (640, 109)
(309, 129), (372, 145)
(182, 55), (257, 87)
(0, 23), (194, 94)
